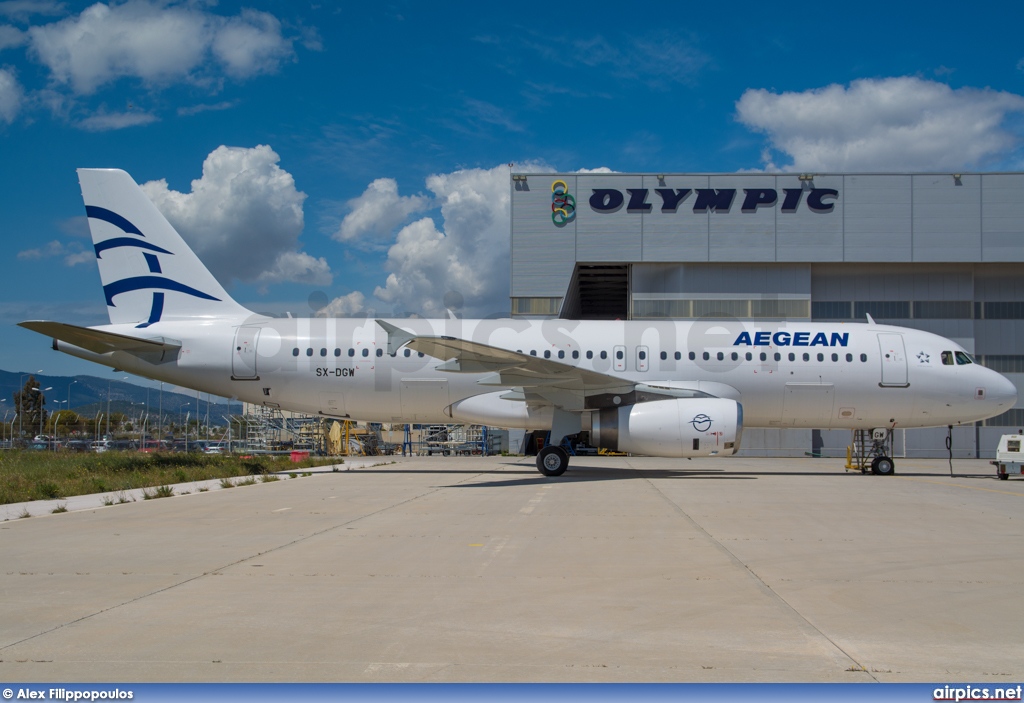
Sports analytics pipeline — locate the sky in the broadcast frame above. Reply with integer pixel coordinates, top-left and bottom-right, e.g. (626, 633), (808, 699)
(3, 0), (1024, 380)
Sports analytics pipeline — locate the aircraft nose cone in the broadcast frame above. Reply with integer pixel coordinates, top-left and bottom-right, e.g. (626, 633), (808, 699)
(985, 370), (1019, 410)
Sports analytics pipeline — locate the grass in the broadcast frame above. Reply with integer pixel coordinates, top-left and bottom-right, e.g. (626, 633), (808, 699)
(0, 451), (325, 505)
(142, 485), (175, 500)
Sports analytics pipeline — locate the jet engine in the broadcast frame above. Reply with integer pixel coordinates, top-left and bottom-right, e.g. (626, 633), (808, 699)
(589, 398), (743, 457)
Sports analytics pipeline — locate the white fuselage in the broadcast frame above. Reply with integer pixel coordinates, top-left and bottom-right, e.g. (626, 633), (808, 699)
(59, 317), (1017, 431)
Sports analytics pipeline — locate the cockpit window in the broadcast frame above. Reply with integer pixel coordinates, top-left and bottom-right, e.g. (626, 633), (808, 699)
(941, 351), (954, 366)
(954, 351), (974, 365)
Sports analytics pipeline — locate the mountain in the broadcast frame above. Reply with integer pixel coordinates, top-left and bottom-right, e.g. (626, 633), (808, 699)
(0, 369), (243, 422)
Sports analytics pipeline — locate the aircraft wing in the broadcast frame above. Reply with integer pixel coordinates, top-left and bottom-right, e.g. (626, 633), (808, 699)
(18, 320), (181, 356)
(378, 320), (659, 410)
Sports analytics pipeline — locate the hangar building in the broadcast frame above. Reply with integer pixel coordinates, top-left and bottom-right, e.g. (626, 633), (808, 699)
(509, 172), (1024, 458)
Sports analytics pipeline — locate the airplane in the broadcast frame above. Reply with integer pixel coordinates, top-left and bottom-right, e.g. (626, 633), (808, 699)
(18, 168), (1019, 477)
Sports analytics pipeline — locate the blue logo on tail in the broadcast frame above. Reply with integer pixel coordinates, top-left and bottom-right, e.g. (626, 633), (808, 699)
(87, 206), (221, 328)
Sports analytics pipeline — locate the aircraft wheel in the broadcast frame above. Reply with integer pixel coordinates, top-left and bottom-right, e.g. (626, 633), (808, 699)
(998, 471), (1009, 481)
(873, 456), (895, 475)
(537, 446), (569, 477)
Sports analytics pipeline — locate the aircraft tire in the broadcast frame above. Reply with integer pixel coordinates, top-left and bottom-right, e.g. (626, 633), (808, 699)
(537, 446), (569, 477)
(873, 456), (895, 475)
(998, 471), (1009, 481)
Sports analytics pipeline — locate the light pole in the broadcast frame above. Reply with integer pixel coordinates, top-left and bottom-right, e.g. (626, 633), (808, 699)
(33, 386), (52, 440)
(52, 400), (66, 450)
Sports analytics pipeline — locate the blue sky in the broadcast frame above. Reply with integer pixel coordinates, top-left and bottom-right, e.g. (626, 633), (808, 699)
(4, 0), (1024, 379)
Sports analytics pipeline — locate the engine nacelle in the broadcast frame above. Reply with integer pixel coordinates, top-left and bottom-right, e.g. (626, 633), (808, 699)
(590, 398), (743, 457)
(446, 391), (554, 429)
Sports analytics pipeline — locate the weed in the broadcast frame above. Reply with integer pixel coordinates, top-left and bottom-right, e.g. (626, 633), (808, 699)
(142, 485), (174, 500)
(51, 504), (68, 514)
(236, 477), (257, 486)
(173, 469), (188, 483)
(101, 496), (115, 506)
(302, 472), (313, 477)
(36, 481), (61, 500)
(198, 487), (209, 492)
(18, 508), (30, 519)
(219, 478), (235, 489)
(288, 473), (297, 479)
(260, 474), (280, 483)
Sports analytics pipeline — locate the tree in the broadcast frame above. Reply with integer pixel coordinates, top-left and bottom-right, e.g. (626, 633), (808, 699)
(14, 376), (46, 438)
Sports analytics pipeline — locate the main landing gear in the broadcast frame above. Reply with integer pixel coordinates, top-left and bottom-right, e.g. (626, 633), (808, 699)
(537, 445), (570, 477)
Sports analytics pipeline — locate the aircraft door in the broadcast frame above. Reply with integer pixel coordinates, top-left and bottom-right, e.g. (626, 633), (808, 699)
(232, 326), (261, 380)
(878, 333), (909, 387)
(613, 345), (626, 372)
(636, 345), (649, 372)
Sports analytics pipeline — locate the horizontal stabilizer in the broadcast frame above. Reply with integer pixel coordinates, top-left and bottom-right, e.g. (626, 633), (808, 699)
(18, 320), (181, 356)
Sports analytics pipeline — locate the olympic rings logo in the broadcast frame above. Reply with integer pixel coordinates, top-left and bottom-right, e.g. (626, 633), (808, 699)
(551, 180), (576, 227)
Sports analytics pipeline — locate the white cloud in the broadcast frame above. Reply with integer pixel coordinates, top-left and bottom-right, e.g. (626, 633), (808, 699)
(575, 166), (616, 173)
(736, 76), (1024, 171)
(0, 24), (26, 50)
(26, 1), (293, 95)
(77, 108), (157, 131)
(334, 177), (430, 242)
(368, 161), (549, 318)
(0, 1), (65, 23)
(16, 238), (90, 266)
(257, 251), (332, 287)
(141, 144), (328, 288)
(0, 66), (22, 122)
(320, 290), (366, 317)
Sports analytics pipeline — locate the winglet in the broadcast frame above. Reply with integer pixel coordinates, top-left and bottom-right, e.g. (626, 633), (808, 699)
(865, 313), (876, 325)
(375, 319), (416, 356)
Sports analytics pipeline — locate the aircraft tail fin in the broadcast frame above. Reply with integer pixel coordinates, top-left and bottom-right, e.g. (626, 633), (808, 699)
(77, 168), (252, 326)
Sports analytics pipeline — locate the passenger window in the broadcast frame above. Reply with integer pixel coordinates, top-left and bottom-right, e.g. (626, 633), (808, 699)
(703, 352), (710, 361)
(802, 353), (809, 361)
(639, 351), (647, 360)
(362, 348), (369, 357)
(600, 351), (607, 359)
(335, 348), (341, 357)
(558, 350), (565, 359)
(941, 351), (954, 366)
(817, 353), (824, 362)
(788, 353), (795, 361)
(774, 353), (781, 361)
(688, 352), (695, 361)
(731, 352), (738, 361)
(544, 350), (551, 359)
(745, 352), (752, 361)
(860, 353), (867, 362)
(292, 348), (299, 357)
(760, 352), (767, 361)
(306, 348), (313, 357)
(955, 351), (974, 365)
(418, 352), (424, 358)
(717, 352), (724, 361)
(530, 350), (537, 356)
(831, 353), (838, 362)
(846, 353), (853, 362)
(320, 348), (327, 357)
(376, 349), (383, 357)
(348, 348), (355, 357)
(404, 349), (411, 357)
(616, 350), (624, 360)
(572, 350), (579, 359)
(660, 351), (667, 361)
(586, 351), (593, 359)
(675, 352), (682, 361)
